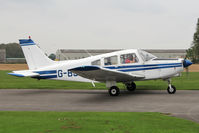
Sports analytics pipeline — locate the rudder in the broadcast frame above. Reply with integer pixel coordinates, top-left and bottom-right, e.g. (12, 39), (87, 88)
(19, 37), (54, 70)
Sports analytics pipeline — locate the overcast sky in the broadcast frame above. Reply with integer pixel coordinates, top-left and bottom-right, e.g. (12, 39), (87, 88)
(0, 0), (199, 54)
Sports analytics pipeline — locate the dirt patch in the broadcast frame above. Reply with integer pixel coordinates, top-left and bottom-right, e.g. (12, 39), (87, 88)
(0, 64), (28, 71)
(0, 64), (199, 72)
(187, 64), (199, 72)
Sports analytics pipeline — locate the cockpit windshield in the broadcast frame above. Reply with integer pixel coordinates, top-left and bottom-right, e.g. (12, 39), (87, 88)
(139, 49), (157, 61)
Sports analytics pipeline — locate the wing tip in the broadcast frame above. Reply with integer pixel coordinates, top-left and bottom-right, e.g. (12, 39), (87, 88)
(8, 73), (25, 77)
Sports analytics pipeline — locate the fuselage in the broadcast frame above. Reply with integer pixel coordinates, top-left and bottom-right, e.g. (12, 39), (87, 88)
(33, 49), (184, 83)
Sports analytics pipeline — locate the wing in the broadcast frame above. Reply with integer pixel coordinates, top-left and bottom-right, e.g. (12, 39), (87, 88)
(69, 66), (145, 82)
(8, 70), (40, 77)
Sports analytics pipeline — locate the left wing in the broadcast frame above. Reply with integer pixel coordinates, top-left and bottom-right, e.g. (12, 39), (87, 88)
(69, 66), (145, 82)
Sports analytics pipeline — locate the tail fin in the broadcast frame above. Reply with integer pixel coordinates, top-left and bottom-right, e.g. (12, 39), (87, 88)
(19, 37), (54, 70)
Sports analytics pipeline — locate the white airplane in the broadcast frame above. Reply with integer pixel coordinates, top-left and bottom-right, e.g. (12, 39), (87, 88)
(9, 37), (192, 96)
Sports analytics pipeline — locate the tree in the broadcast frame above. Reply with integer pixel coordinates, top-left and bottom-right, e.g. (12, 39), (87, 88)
(48, 53), (56, 60)
(186, 18), (199, 63)
(0, 43), (24, 58)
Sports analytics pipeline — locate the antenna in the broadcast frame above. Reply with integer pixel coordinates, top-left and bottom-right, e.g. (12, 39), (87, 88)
(84, 49), (93, 57)
(59, 49), (70, 60)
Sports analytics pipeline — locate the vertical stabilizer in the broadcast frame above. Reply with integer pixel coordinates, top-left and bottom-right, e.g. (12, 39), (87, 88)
(19, 38), (54, 70)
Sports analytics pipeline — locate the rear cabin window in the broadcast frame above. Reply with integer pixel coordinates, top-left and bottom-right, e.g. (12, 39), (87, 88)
(91, 59), (101, 66)
(120, 53), (138, 64)
(104, 56), (118, 66)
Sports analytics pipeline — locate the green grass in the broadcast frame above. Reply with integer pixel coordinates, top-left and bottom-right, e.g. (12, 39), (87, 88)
(0, 111), (199, 133)
(1, 70), (199, 90)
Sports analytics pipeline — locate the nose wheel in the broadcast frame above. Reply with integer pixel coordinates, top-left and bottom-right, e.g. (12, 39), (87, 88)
(109, 86), (120, 96)
(167, 85), (176, 94)
(167, 79), (176, 94)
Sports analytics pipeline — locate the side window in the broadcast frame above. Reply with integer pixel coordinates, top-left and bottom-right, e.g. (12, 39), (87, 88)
(104, 55), (118, 66)
(91, 59), (101, 66)
(120, 53), (138, 64)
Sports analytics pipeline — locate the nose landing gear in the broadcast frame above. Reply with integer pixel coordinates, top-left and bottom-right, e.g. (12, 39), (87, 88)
(167, 79), (176, 94)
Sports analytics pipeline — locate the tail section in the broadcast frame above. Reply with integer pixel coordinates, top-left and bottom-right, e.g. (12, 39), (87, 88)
(19, 37), (54, 70)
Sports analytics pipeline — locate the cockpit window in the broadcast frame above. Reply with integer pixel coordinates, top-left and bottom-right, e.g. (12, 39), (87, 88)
(91, 59), (101, 66)
(139, 50), (157, 61)
(120, 53), (138, 64)
(104, 55), (118, 66)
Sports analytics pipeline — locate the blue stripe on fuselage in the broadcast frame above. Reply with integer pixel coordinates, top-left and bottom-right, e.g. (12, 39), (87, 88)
(104, 63), (182, 69)
(118, 64), (182, 72)
(34, 70), (57, 75)
(37, 75), (57, 79)
(33, 70), (57, 79)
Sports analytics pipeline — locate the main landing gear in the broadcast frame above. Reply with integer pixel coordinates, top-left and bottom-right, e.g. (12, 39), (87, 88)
(125, 82), (136, 91)
(107, 81), (137, 96)
(109, 86), (120, 96)
(106, 81), (120, 96)
(167, 79), (176, 94)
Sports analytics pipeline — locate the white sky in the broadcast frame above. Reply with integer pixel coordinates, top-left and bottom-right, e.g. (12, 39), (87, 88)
(0, 0), (199, 54)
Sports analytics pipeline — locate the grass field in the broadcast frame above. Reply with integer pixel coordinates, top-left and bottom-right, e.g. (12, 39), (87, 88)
(0, 111), (199, 133)
(1, 71), (199, 133)
(1, 70), (199, 90)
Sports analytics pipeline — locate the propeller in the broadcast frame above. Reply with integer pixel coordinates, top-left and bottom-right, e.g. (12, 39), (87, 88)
(185, 66), (189, 77)
(183, 58), (192, 77)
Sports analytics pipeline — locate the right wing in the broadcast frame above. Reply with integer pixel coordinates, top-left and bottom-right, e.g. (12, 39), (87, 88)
(69, 66), (145, 82)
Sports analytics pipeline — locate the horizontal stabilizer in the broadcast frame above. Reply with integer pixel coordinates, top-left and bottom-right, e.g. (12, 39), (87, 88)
(8, 70), (40, 77)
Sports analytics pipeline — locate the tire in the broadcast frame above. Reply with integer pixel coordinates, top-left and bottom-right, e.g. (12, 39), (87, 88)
(109, 86), (120, 96)
(126, 82), (136, 91)
(167, 85), (176, 94)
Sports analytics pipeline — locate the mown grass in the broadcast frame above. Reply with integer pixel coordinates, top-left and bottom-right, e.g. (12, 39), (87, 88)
(0, 111), (199, 133)
(1, 70), (199, 90)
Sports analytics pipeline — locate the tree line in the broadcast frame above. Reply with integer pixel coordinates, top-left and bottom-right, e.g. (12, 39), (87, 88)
(186, 18), (199, 63)
(0, 43), (24, 58)
(0, 43), (56, 60)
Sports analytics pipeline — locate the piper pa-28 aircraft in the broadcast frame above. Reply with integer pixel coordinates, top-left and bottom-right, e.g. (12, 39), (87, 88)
(9, 37), (192, 96)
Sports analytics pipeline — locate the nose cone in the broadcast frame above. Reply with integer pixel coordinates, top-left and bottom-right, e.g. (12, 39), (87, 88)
(183, 59), (193, 68)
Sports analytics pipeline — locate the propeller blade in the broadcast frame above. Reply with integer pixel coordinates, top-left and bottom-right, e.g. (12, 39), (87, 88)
(183, 59), (192, 78)
(185, 67), (189, 78)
